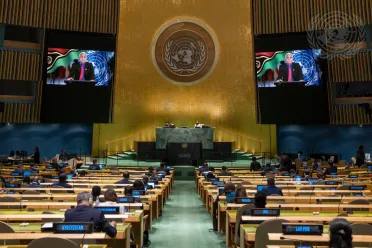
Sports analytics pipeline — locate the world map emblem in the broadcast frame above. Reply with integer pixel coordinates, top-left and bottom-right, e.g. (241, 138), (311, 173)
(152, 19), (219, 85)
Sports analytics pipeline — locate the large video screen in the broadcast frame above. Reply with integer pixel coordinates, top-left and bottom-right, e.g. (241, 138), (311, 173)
(254, 33), (329, 125)
(41, 30), (116, 123)
(47, 49), (114, 86)
(256, 49), (322, 87)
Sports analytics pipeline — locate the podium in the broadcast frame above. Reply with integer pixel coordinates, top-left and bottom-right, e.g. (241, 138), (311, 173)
(274, 81), (307, 87)
(166, 142), (202, 165)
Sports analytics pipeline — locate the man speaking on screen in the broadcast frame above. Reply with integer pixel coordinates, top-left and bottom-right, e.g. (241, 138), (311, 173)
(68, 52), (95, 81)
(277, 53), (304, 82)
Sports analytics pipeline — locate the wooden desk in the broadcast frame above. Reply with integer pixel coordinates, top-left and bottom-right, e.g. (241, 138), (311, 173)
(0, 231), (129, 248)
(268, 233), (372, 243)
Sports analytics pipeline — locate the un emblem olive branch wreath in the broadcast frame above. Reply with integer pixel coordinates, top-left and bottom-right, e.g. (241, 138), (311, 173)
(165, 40), (206, 74)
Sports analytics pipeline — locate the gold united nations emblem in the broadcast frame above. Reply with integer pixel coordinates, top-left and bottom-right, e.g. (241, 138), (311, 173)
(182, 143), (188, 148)
(152, 18), (219, 86)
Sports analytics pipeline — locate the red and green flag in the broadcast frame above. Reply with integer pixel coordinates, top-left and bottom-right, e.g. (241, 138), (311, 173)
(256, 51), (285, 77)
(47, 48), (87, 73)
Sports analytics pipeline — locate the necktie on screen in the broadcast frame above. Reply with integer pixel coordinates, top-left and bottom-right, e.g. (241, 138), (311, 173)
(79, 63), (85, 81)
(288, 64), (292, 82)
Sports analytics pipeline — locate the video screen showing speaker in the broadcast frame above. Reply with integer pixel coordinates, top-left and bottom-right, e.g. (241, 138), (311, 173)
(41, 30), (116, 123)
(255, 32), (329, 125)
(47, 49), (114, 86)
(256, 49), (322, 88)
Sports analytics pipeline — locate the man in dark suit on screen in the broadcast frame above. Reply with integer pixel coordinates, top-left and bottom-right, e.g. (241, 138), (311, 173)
(277, 53), (304, 82)
(68, 52), (95, 81)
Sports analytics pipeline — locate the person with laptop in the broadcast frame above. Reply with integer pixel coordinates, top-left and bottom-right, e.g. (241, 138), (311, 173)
(219, 166), (233, 176)
(315, 172), (325, 184)
(142, 175), (153, 189)
(51, 173), (73, 188)
(235, 184), (247, 198)
(29, 177), (42, 188)
(263, 178), (283, 196)
(157, 162), (170, 175)
(250, 157), (261, 171)
(95, 188), (125, 214)
(324, 160), (338, 176)
(212, 182), (236, 231)
(124, 186), (142, 203)
(132, 180), (145, 191)
(64, 192), (117, 238)
(115, 171), (133, 185)
(89, 159), (101, 170)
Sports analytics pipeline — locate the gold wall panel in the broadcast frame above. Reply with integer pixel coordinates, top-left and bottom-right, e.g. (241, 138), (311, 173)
(0, 50), (40, 81)
(328, 51), (372, 83)
(0, 0), (119, 33)
(92, 0), (276, 156)
(253, 0), (372, 35)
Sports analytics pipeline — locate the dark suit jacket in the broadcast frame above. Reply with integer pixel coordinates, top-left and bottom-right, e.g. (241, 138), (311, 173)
(33, 151), (40, 164)
(65, 205), (117, 237)
(250, 161), (261, 171)
(277, 62), (304, 81)
(69, 61), (95, 81)
(115, 179), (133, 185)
(263, 185), (283, 196)
(219, 170), (232, 176)
(51, 182), (72, 188)
(89, 164), (101, 170)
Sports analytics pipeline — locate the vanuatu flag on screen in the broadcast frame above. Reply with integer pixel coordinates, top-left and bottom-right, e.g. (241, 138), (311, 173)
(47, 48), (86, 73)
(256, 51), (285, 77)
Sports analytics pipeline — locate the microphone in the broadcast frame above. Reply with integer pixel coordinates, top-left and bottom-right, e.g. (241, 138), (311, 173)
(309, 185), (315, 204)
(337, 194), (343, 214)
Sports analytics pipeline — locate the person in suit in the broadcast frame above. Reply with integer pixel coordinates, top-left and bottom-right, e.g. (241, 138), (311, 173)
(33, 147), (40, 164)
(115, 171), (133, 185)
(91, 186), (101, 205)
(89, 159), (101, 170)
(356, 144), (365, 167)
(132, 179), (145, 191)
(199, 162), (209, 175)
(51, 174), (72, 188)
(157, 162), (170, 175)
(324, 160), (338, 176)
(277, 53), (304, 82)
(68, 52), (95, 81)
(263, 178), (283, 196)
(64, 192), (117, 237)
(219, 166), (232, 176)
(250, 157), (261, 171)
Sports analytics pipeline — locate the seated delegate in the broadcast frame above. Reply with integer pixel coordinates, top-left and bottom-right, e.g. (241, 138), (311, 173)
(115, 172), (133, 185)
(96, 188), (125, 214)
(64, 192), (117, 237)
(262, 178), (283, 196)
(51, 174), (72, 188)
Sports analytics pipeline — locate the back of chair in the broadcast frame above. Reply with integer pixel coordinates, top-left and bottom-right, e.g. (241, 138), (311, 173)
(347, 199), (369, 211)
(22, 190), (44, 200)
(234, 204), (253, 245)
(361, 164), (368, 169)
(351, 223), (372, 247)
(28, 237), (79, 248)
(255, 219), (294, 248)
(338, 160), (346, 166)
(0, 197), (21, 209)
(0, 221), (19, 245)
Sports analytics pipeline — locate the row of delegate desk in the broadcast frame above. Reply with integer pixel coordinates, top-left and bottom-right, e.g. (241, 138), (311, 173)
(195, 167), (372, 248)
(0, 165), (174, 248)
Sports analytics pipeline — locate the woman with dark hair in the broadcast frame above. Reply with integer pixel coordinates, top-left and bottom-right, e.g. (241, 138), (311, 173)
(356, 144), (365, 167)
(133, 179), (145, 191)
(329, 218), (352, 248)
(96, 187), (125, 213)
(212, 182), (236, 231)
(125, 186), (142, 203)
(91, 186), (101, 204)
(235, 184), (247, 198)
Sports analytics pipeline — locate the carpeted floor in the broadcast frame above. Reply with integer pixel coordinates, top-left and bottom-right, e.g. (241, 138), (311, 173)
(149, 181), (225, 248)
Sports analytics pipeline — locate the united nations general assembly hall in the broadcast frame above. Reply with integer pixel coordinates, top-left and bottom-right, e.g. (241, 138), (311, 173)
(0, 0), (372, 247)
